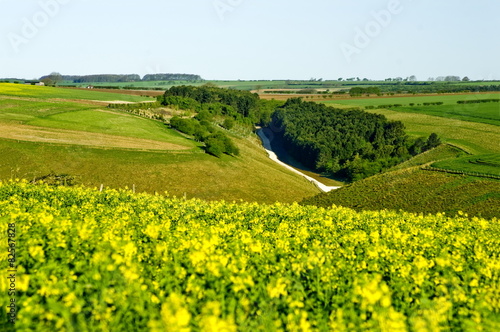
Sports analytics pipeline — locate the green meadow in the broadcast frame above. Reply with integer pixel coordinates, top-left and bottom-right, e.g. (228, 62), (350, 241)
(0, 84), (319, 202)
(433, 154), (500, 177)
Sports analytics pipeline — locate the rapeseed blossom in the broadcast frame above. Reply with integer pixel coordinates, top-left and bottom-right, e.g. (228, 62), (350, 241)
(0, 181), (498, 331)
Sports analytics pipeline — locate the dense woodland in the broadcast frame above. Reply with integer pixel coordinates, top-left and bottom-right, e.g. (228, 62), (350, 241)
(159, 85), (278, 126)
(158, 87), (440, 178)
(272, 98), (439, 181)
(158, 85), (282, 158)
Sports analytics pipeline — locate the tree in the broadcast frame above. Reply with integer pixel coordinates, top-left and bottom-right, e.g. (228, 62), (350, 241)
(409, 75), (417, 81)
(48, 72), (63, 85)
(222, 118), (235, 130)
(462, 76), (470, 82)
(205, 137), (225, 158)
(40, 77), (55, 86)
(409, 137), (425, 155)
(424, 133), (441, 150)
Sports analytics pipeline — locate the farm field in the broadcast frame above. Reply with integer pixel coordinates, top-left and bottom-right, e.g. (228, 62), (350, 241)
(302, 165), (500, 220)
(432, 154), (500, 177)
(0, 99), (196, 148)
(0, 84), (318, 203)
(0, 83), (151, 102)
(1, 182), (499, 331)
(348, 104), (500, 155)
(324, 93), (500, 107)
(395, 102), (499, 127)
(60, 80), (336, 91)
(302, 144), (500, 219)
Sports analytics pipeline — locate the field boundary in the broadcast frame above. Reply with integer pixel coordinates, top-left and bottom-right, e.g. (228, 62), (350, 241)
(421, 166), (500, 180)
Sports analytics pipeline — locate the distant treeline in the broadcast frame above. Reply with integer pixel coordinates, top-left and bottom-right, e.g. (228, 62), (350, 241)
(378, 83), (500, 94)
(272, 98), (440, 181)
(39, 73), (202, 83)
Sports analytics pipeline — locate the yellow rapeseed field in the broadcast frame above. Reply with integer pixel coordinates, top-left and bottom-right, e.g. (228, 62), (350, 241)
(0, 181), (498, 331)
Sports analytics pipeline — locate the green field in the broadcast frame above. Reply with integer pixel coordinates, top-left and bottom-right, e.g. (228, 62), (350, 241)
(302, 144), (500, 219)
(61, 80), (346, 91)
(324, 93), (500, 126)
(432, 154), (500, 177)
(321, 94), (500, 154)
(1, 182), (499, 331)
(396, 102), (499, 127)
(0, 84), (319, 203)
(302, 166), (500, 220)
(0, 83), (151, 102)
(325, 92), (500, 106)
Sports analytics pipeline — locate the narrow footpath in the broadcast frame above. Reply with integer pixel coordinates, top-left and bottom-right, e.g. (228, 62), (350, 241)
(256, 129), (341, 193)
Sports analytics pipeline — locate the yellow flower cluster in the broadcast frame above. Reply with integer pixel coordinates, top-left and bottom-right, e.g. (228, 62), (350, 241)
(0, 180), (498, 331)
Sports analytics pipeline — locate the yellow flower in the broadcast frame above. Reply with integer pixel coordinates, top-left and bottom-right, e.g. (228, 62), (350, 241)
(267, 278), (288, 299)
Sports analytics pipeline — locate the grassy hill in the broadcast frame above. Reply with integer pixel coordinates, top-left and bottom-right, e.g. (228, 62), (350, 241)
(0, 84), (318, 203)
(1, 182), (498, 331)
(302, 146), (500, 219)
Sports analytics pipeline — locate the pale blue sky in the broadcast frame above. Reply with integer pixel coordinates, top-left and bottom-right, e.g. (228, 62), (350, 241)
(1, 0), (499, 80)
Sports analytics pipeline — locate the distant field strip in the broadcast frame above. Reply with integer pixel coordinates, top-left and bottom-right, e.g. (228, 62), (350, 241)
(0, 123), (192, 151)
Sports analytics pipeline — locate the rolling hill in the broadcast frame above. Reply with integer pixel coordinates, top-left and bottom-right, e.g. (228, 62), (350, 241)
(0, 83), (318, 203)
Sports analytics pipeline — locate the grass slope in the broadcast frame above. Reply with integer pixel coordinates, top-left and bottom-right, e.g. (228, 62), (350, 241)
(0, 97), (198, 149)
(302, 170), (500, 220)
(0, 84), (319, 202)
(433, 154), (500, 177)
(302, 145), (500, 219)
(0, 134), (319, 203)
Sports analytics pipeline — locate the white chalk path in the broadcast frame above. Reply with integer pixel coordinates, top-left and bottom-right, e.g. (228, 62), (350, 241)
(256, 129), (341, 193)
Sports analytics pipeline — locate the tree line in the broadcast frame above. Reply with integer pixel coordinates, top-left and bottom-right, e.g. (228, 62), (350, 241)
(272, 98), (440, 181)
(39, 73), (202, 83)
(457, 98), (500, 104)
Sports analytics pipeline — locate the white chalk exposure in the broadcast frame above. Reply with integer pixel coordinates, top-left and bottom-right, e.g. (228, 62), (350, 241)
(256, 129), (340, 193)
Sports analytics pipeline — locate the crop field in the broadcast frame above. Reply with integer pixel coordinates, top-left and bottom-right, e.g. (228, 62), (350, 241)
(62, 80), (346, 91)
(324, 93), (500, 107)
(433, 154), (500, 177)
(0, 83), (151, 102)
(302, 166), (500, 220)
(1, 182), (499, 331)
(360, 108), (500, 155)
(395, 103), (499, 127)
